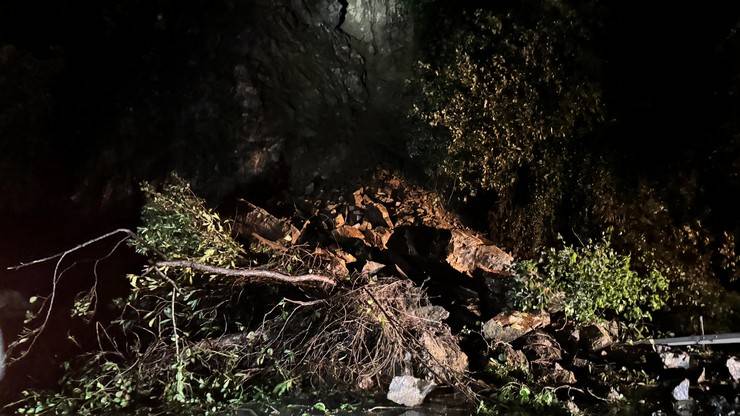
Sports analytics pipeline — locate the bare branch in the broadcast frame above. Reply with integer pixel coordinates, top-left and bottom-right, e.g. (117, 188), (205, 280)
(5, 228), (135, 364)
(154, 260), (336, 287)
(7, 228), (136, 271)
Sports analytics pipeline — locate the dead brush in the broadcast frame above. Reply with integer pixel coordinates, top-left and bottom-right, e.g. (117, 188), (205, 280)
(257, 277), (473, 397)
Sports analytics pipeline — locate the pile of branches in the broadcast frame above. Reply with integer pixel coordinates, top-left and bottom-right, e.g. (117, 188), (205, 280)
(259, 278), (469, 392)
(3, 175), (470, 415)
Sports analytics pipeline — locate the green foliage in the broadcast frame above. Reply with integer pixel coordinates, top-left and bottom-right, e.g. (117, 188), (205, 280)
(411, 5), (602, 194)
(13, 176), (258, 415)
(476, 383), (564, 415)
(511, 236), (669, 324)
(132, 174), (243, 266)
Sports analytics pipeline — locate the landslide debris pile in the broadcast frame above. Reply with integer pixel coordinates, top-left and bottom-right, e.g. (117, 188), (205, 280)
(4, 172), (740, 415)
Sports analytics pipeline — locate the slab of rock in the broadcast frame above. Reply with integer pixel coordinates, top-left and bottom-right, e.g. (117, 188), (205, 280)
(235, 200), (299, 244)
(661, 351), (690, 369)
(362, 226), (393, 249)
(365, 202), (394, 228)
(445, 229), (513, 276)
(522, 331), (562, 363)
(312, 248), (350, 277)
(547, 363), (577, 385)
(420, 333), (468, 374)
(482, 311), (550, 343)
(580, 322), (617, 352)
(726, 356), (740, 381)
(386, 375), (436, 407)
(672, 378), (690, 401)
(361, 260), (386, 276)
(332, 224), (366, 242)
(414, 305), (450, 322)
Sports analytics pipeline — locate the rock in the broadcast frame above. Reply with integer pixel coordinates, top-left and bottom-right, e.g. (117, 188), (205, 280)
(661, 351), (690, 369)
(0, 290), (29, 317)
(445, 229), (513, 276)
(352, 188), (365, 207)
(545, 363), (577, 385)
(672, 378), (690, 401)
(726, 356), (740, 381)
(414, 305), (450, 322)
(235, 200), (299, 244)
(672, 399), (696, 416)
(580, 322), (617, 352)
(482, 311), (550, 343)
(362, 226), (393, 249)
(696, 367), (706, 384)
(489, 343), (529, 375)
(365, 202), (394, 228)
(332, 224), (367, 242)
(420, 333), (468, 374)
(312, 248), (350, 277)
(553, 322), (580, 351)
(361, 260), (386, 276)
(386, 375), (436, 407)
(522, 331), (562, 363)
(707, 395), (730, 414)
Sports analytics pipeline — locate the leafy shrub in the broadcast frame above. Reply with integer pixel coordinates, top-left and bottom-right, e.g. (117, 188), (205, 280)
(411, 4), (602, 194)
(511, 236), (669, 324)
(133, 174), (243, 266)
(14, 177), (255, 415)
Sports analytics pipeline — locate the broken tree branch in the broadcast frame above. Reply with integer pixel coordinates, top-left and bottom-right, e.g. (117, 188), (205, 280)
(5, 228), (136, 364)
(154, 260), (337, 287)
(6, 228), (136, 271)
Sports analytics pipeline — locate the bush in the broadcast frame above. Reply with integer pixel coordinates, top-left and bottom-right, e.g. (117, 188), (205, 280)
(511, 236), (669, 324)
(133, 174), (243, 267)
(410, 4), (602, 194)
(15, 177), (253, 416)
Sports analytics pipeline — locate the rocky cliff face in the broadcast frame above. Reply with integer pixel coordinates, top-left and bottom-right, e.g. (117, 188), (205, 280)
(240, 0), (416, 187)
(0, 0), (417, 216)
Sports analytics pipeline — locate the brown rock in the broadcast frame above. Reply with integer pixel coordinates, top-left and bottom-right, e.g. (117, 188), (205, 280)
(581, 322), (617, 352)
(482, 311), (551, 343)
(312, 248), (350, 277)
(332, 224), (366, 242)
(235, 200), (298, 244)
(333, 249), (357, 264)
(362, 227), (393, 249)
(421, 333), (468, 374)
(544, 363), (577, 385)
(522, 331), (562, 363)
(352, 188), (364, 207)
(365, 202), (394, 228)
(445, 229), (512, 276)
(361, 260), (386, 276)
